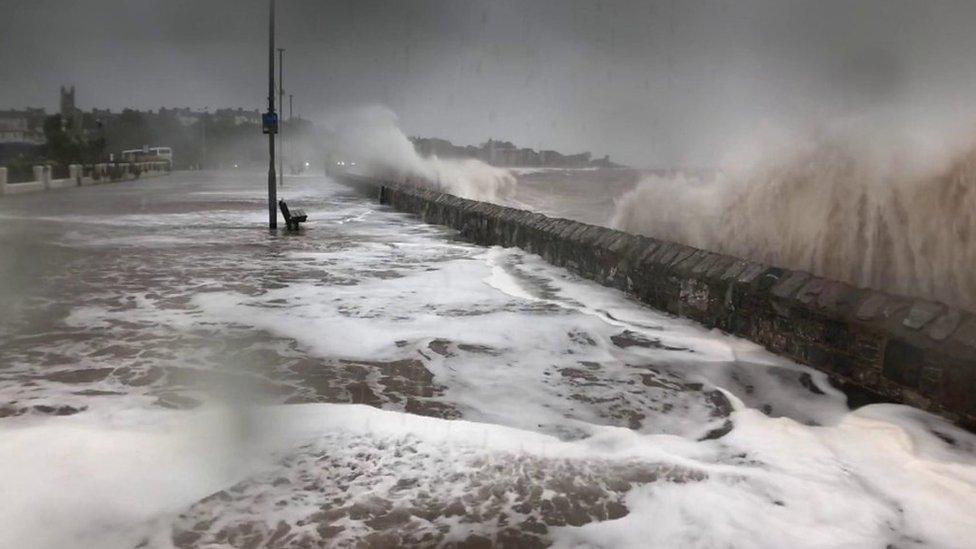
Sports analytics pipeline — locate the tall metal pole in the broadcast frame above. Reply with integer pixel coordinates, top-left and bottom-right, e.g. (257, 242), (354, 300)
(200, 109), (207, 170)
(289, 93), (293, 172)
(278, 48), (285, 189)
(267, 0), (277, 229)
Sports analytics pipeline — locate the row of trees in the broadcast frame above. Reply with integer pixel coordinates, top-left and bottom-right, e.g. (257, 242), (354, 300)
(4, 109), (323, 178)
(45, 115), (106, 167)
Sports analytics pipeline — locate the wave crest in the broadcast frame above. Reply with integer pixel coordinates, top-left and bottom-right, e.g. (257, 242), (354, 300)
(333, 106), (516, 203)
(612, 130), (976, 310)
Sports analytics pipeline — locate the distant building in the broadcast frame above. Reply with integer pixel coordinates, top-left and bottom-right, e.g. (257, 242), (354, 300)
(539, 150), (559, 165)
(413, 137), (456, 158)
(60, 85), (83, 136)
(485, 139), (519, 165)
(518, 148), (540, 166)
(214, 108), (260, 125)
(409, 135), (621, 169)
(0, 109), (46, 145)
(0, 108), (46, 164)
(158, 107), (197, 127)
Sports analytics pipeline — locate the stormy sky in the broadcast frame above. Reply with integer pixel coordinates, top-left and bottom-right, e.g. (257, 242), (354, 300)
(3, 0), (976, 167)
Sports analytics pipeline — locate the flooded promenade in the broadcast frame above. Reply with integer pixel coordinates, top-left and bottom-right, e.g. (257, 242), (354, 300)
(0, 172), (973, 548)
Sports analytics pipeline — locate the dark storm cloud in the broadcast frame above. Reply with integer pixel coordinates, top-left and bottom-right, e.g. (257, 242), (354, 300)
(3, 0), (976, 166)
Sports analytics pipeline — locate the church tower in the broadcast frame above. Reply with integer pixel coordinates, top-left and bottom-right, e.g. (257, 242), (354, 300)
(59, 85), (75, 115)
(59, 85), (82, 135)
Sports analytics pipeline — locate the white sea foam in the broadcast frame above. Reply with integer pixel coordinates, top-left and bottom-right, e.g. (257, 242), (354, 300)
(1, 173), (973, 548)
(2, 401), (973, 548)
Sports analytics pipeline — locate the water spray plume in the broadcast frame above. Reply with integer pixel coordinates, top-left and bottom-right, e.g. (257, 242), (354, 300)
(332, 106), (517, 203)
(612, 123), (976, 310)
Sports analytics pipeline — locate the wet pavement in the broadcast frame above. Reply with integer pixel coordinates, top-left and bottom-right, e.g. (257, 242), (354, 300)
(1, 171), (973, 548)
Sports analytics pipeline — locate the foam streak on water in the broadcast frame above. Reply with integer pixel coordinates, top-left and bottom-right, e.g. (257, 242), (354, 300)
(0, 172), (973, 548)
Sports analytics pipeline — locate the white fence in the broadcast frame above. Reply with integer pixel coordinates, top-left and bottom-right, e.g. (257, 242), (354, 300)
(0, 162), (170, 196)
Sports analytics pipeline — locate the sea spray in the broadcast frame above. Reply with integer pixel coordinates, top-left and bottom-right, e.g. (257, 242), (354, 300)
(332, 106), (516, 203)
(612, 125), (976, 310)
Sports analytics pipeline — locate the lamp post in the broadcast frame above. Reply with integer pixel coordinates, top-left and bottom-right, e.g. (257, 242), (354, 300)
(278, 47), (285, 190)
(265, 0), (277, 229)
(289, 93), (293, 172)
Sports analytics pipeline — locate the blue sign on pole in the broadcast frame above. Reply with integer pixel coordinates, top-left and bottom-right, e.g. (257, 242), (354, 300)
(262, 112), (279, 134)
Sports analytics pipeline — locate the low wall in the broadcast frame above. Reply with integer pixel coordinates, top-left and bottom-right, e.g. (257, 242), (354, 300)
(0, 162), (170, 196)
(342, 176), (976, 428)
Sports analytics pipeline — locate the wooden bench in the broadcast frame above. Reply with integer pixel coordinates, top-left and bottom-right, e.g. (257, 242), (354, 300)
(278, 200), (307, 230)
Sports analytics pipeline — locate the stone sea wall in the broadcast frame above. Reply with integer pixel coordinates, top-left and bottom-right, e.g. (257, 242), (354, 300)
(340, 175), (976, 429)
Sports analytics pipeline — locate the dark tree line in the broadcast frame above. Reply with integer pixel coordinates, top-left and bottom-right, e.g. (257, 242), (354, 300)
(43, 114), (106, 168)
(4, 110), (322, 176)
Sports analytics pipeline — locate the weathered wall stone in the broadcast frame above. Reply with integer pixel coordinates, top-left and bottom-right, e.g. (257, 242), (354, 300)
(356, 176), (976, 429)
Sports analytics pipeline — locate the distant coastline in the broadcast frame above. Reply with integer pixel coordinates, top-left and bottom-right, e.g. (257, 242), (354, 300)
(410, 136), (623, 169)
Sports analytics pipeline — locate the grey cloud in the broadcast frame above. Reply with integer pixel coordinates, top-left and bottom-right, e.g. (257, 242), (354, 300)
(2, 0), (976, 166)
